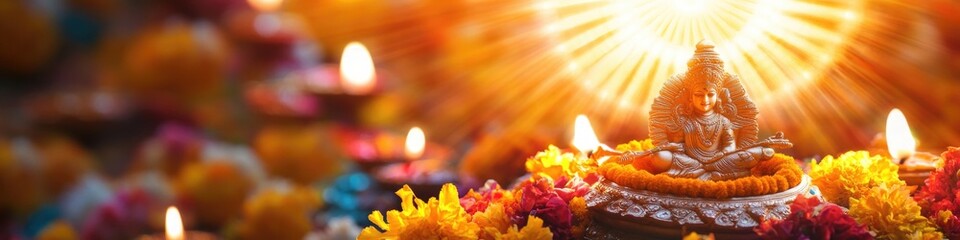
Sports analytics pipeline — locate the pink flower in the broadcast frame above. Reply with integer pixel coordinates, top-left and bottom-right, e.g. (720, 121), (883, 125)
(553, 176), (591, 203)
(460, 180), (508, 214)
(513, 177), (573, 240)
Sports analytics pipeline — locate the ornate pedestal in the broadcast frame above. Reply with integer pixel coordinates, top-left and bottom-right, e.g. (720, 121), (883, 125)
(584, 175), (812, 240)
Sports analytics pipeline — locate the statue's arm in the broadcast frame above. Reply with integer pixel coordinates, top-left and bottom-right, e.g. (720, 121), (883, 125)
(721, 128), (736, 153)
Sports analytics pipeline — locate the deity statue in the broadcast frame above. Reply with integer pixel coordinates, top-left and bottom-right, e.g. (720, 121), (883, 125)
(603, 40), (792, 181)
(585, 41), (811, 240)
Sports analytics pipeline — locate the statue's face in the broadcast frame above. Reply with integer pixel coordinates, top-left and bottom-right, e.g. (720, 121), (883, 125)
(691, 87), (718, 114)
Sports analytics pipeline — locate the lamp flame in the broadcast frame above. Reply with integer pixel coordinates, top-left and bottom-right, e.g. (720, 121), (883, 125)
(405, 127), (426, 160)
(572, 114), (601, 155)
(886, 108), (916, 161)
(248, 0), (282, 12)
(165, 206), (184, 240)
(340, 42), (376, 95)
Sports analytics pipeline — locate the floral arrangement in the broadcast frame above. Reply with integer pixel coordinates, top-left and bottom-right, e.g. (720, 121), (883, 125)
(612, 139), (660, 172)
(849, 183), (942, 239)
(360, 183), (554, 240)
(598, 153), (802, 198)
(809, 151), (903, 207)
(754, 195), (871, 239)
(175, 161), (254, 227)
(915, 147), (960, 239)
(524, 145), (595, 181)
(237, 183), (322, 240)
(683, 232), (716, 240)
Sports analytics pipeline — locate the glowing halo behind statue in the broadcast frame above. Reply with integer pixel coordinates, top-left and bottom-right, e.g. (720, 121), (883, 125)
(535, 0), (864, 112)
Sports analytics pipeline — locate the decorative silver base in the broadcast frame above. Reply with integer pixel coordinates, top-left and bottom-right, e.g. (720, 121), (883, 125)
(584, 175), (812, 240)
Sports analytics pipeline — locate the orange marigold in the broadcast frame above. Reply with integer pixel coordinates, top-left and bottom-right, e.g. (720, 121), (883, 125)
(599, 153), (803, 199)
(568, 197), (590, 238)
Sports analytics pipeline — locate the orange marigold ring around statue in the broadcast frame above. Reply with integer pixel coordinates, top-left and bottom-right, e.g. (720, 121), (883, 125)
(598, 154), (803, 199)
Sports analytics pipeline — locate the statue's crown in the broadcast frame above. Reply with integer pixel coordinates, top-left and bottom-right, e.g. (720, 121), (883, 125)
(687, 40), (724, 71)
(683, 40), (725, 90)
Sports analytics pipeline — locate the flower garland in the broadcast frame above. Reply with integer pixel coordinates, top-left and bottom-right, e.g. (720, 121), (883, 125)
(598, 153), (802, 199)
(809, 151), (903, 207)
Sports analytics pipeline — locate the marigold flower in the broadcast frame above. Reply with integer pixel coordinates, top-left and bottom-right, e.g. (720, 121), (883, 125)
(915, 147), (960, 229)
(360, 184), (481, 240)
(568, 197), (590, 238)
(239, 184), (321, 240)
(513, 177), (573, 240)
(754, 195), (871, 240)
(935, 210), (960, 239)
(849, 184), (942, 239)
(810, 151), (904, 207)
(525, 145), (594, 181)
(484, 216), (553, 240)
(599, 152), (802, 199)
(683, 232), (716, 240)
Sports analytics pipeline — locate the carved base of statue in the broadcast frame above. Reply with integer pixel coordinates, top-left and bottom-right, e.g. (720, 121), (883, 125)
(583, 175), (812, 240)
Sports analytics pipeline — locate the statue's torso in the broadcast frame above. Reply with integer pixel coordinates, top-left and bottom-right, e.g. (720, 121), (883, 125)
(679, 112), (732, 162)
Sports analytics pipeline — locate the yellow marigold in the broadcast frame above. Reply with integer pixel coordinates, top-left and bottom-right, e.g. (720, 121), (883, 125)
(473, 203), (513, 238)
(36, 220), (77, 240)
(484, 216), (553, 240)
(810, 151), (904, 207)
(525, 145), (593, 180)
(683, 231), (716, 240)
(176, 161), (254, 227)
(849, 184), (942, 240)
(614, 139), (656, 152)
(238, 184), (322, 240)
(360, 184), (481, 240)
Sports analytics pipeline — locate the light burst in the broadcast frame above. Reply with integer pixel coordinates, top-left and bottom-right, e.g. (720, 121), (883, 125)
(289, 0), (957, 157)
(539, 0), (862, 116)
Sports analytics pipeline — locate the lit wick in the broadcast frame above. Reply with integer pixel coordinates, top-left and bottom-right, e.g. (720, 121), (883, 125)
(165, 207), (184, 240)
(885, 108), (916, 165)
(404, 127), (425, 160)
(572, 114), (602, 157)
(340, 42), (377, 95)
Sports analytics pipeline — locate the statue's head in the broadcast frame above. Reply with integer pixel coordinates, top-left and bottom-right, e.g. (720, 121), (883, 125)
(683, 40), (726, 115)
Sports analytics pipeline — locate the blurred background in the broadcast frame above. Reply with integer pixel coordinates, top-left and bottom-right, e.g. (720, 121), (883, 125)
(0, 0), (957, 239)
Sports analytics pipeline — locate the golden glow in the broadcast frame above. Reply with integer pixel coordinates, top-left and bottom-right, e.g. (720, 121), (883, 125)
(674, 0), (711, 15)
(572, 114), (601, 154)
(165, 206), (184, 240)
(248, 0), (282, 12)
(539, 0), (863, 111)
(318, 0), (956, 157)
(405, 127), (426, 160)
(340, 42), (376, 95)
(886, 108), (916, 161)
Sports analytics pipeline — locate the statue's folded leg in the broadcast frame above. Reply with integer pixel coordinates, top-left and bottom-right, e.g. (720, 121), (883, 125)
(665, 154), (704, 178)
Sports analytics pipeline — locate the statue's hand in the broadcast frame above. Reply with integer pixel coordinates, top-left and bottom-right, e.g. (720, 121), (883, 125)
(760, 132), (792, 149)
(660, 142), (684, 152)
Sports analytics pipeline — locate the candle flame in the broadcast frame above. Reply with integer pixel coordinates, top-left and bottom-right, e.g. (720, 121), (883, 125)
(248, 0), (282, 11)
(405, 127), (425, 160)
(886, 108), (916, 161)
(165, 206), (184, 240)
(572, 114), (601, 154)
(340, 42), (376, 94)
